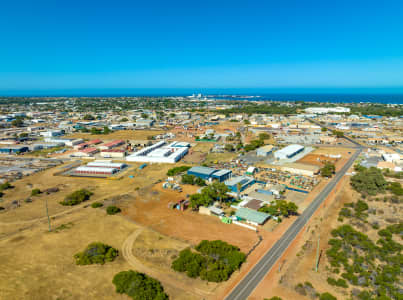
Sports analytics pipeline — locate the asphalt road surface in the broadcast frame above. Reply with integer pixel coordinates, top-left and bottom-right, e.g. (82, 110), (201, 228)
(225, 146), (362, 300)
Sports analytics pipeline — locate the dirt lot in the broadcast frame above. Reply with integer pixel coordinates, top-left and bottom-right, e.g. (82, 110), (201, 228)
(123, 184), (260, 254)
(66, 129), (165, 141)
(297, 153), (339, 167)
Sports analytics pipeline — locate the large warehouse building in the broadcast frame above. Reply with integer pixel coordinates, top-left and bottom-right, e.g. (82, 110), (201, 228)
(187, 166), (232, 182)
(274, 144), (304, 160)
(126, 141), (189, 163)
(86, 161), (127, 170)
(75, 166), (118, 175)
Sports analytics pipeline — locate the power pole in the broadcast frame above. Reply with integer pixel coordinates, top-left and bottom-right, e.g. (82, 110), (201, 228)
(45, 198), (51, 232)
(315, 232), (320, 272)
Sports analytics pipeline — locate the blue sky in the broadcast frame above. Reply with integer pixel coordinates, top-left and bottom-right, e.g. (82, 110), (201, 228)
(0, 0), (403, 92)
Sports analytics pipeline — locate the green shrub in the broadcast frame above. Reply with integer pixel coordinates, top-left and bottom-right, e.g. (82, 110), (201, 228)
(171, 240), (246, 282)
(74, 242), (118, 265)
(112, 270), (168, 300)
(320, 292), (337, 300)
(327, 277), (348, 288)
(0, 182), (12, 191)
(60, 189), (93, 206)
(106, 205), (121, 215)
(167, 166), (191, 176)
(91, 202), (103, 208)
(31, 188), (41, 196)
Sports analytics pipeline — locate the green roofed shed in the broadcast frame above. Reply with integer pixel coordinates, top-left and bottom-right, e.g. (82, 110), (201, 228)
(235, 207), (270, 225)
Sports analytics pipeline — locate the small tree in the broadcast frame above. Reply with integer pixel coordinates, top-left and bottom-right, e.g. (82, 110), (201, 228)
(91, 202), (103, 208)
(107, 205), (121, 215)
(113, 270), (168, 300)
(74, 242), (118, 265)
(31, 188), (41, 196)
(83, 114), (95, 120)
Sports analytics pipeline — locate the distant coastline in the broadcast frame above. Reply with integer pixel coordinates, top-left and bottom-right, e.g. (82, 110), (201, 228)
(0, 88), (403, 104)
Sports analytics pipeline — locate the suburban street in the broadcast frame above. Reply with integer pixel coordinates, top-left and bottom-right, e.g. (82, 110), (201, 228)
(225, 144), (363, 300)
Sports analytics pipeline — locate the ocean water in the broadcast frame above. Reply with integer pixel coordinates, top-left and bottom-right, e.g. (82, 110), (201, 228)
(1, 88), (402, 104)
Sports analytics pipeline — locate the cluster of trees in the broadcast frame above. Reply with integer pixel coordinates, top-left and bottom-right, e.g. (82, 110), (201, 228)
(326, 221), (402, 299)
(11, 117), (25, 127)
(332, 130), (344, 138)
(351, 166), (388, 196)
(320, 162), (336, 177)
(60, 189), (93, 206)
(388, 181), (403, 196)
(350, 104), (403, 117)
(258, 200), (298, 219)
(172, 240), (246, 282)
(189, 182), (230, 209)
(89, 126), (112, 135)
(216, 103), (298, 115)
(166, 166), (191, 176)
(74, 242), (119, 265)
(112, 270), (168, 300)
(83, 114), (95, 120)
(339, 200), (369, 221)
(181, 174), (206, 186)
(244, 139), (264, 152)
(383, 169), (403, 179)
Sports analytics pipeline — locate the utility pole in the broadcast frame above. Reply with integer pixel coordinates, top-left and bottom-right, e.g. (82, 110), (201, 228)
(315, 232), (320, 272)
(45, 198), (51, 232)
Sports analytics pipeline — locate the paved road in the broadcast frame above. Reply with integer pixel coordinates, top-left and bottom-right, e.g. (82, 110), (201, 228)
(225, 146), (362, 300)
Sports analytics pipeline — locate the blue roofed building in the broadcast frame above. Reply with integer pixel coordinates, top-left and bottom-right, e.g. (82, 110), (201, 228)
(187, 166), (217, 180)
(0, 146), (29, 154)
(211, 169), (232, 182)
(187, 166), (232, 182)
(225, 176), (255, 193)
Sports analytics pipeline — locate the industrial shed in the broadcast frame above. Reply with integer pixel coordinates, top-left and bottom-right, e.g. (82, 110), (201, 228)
(281, 163), (320, 176)
(256, 145), (274, 157)
(99, 140), (125, 150)
(126, 140), (189, 163)
(187, 166), (217, 180)
(100, 149), (126, 158)
(225, 176), (255, 193)
(235, 207), (270, 225)
(75, 166), (118, 175)
(0, 146), (29, 154)
(86, 162), (127, 170)
(187, 167), (232, 182)
(74, 147), (99, 157)
(211, 169), (232, 182)
(274, 144), (304, 160)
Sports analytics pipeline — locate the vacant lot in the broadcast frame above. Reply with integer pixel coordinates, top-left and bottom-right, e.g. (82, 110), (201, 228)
(67, 129), (165, 141)
(297, 154), (338, 167)
(204, 152), (238, 165)
(123, 184), (260, 254)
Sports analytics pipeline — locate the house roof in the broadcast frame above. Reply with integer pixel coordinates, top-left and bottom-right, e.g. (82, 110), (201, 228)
(244, 199), (264, 210)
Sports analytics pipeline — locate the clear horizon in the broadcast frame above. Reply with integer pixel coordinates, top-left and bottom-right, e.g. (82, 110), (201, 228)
(1, 0), (403, 91)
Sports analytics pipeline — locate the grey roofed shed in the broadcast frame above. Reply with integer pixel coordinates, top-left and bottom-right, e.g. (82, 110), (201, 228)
(235, 207), (270, 225)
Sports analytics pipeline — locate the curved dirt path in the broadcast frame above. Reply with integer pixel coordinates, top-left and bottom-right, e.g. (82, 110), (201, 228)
(121, 229), (211, 299)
